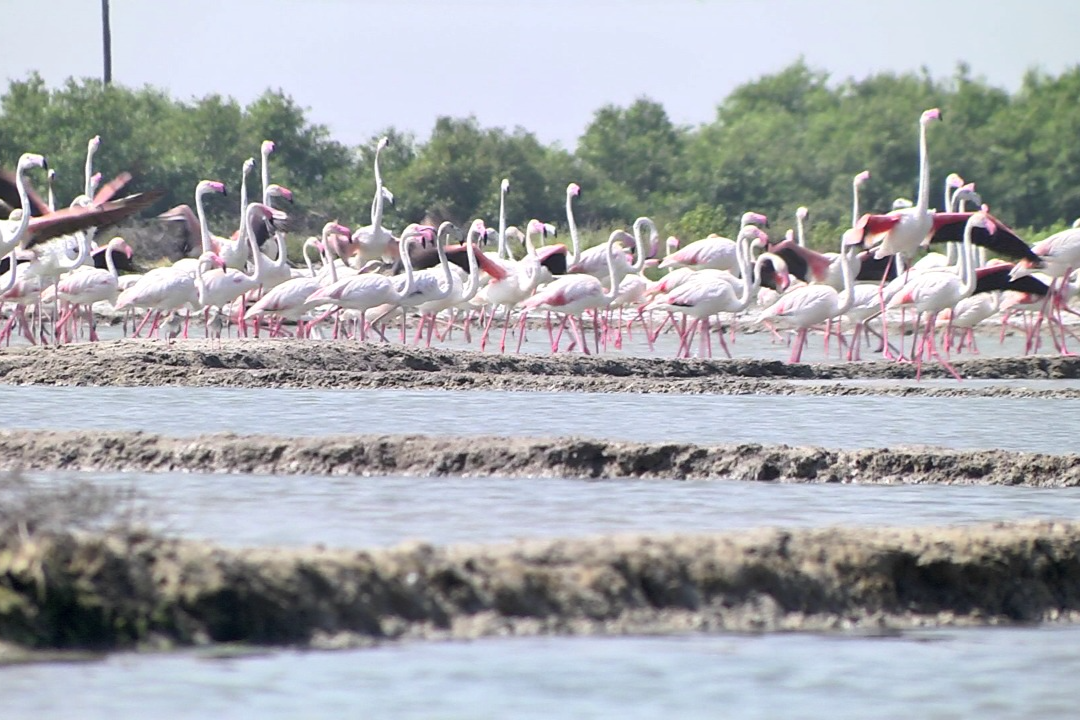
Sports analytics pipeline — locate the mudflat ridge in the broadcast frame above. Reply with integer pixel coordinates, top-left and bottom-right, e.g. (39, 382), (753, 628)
(2, 522), (1079, 651)
(2, 430), (1077, 486)
(1, 340), (1079, 397)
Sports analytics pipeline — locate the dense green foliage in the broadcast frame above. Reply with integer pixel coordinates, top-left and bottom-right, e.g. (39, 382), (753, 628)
(3, 60), (1079, 251)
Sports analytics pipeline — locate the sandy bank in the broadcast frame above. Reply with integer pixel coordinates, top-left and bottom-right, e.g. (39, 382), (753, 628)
(1, 340), (1079, 397)
(2, 430), (1077, 486)
(2, 521), (1079, 651)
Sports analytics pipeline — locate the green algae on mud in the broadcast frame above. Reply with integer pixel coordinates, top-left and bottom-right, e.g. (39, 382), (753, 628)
(2, 521), (1080, 652)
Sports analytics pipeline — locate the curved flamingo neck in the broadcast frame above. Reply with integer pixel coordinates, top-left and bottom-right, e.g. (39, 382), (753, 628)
(84, 143), (98, 198)
(566, 189), (581, 265)
(395, 229), (421, 298)
(835, 246), (856, 315)
(916, 120), (932, 214)
(460, 230), (482, 302)
(603, 232), (627, 302)
(371, 143), (387, 230)
(0, 249), (18, 293)
(194, 189), (215, 254)
(242, 206), (270, 285)
(239, 162), (253, 230)
(632, 217), (656, 272)
(260, 145), (273, 205)
(428, 225), (455, 301)
(104, 243), (121, 280)
(2, 162), (34, 254)
(498, 181), (509, 260)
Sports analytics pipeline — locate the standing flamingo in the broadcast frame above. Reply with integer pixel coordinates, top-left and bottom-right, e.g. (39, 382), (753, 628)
(519, 229), (635, 354)
(887, 212), (994, 379)
(659, 212), (769, 272)
(53, 235), (133, 341)
(758, 231), (858, 364)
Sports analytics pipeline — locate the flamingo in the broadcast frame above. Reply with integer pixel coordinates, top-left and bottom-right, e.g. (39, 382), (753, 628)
(496, 178), (511, 260)
(115, 252), (226, 341)
(160, 180), (230, 273)
(758, 231), (858, 364)
(648, 227), (775, 358)
(0, 153), (48, 257)
(350, 136), (395, 265)
(52, 236), (133, 342)
(245, 223), (351, 337)
(658, 211), (769, 272)
(478, 219), (550, 352)
(306, 224), (433, 341)
(414, 219), (500, 346)
(886, 212), (994, 379)
(519, 229), (635, 354)
(194, 202), (287, 337)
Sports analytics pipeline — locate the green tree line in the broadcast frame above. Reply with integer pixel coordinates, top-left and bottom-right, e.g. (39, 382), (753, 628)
(2, 60), (1079, 253)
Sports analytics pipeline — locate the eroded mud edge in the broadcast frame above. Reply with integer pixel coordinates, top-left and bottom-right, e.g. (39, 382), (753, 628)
(2, 340), (1080, 397)
(2, 430), (1078, 487)
(2, 521), (1079, 653)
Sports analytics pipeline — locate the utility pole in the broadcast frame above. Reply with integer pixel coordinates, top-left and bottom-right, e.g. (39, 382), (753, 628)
(102, 0), (113, 85)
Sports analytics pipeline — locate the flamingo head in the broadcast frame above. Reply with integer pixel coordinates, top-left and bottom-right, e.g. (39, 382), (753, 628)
(892, 197), (914, 210)
(946, 172), (965, 189)
(377, 136), (390, 152)
(198, 251), (227, 270)
(266, 184), (294, 204)
(761, 253), (791, 292)
(107, 236), (134, 260)
(500, 178), (510, 193)
(89, 172), (102, 193)
(468, 218), (486, 241)
(47, 168), (56, 181)
(198, 180), (228, 197)
(324, 221), (351, 239)
(87, 135), (101, 154)
(953, 183), (981, 209)
(18, 153), (47, 173)
(921, 107), (942, 125)
(784, 228), (795, 243)
(970, 211), (996, 237)
(854, 170), (870, 186)
(242, 157), (255, 175)
(744, 226), (769, 249)
(567, 182), (581, 198)
(795, 206), (809, 222)
(261, 140), (275, 156)
(741, 211), (769, 229)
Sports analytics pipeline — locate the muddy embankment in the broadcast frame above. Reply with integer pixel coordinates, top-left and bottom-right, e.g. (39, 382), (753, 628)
(1, 429), (1078, 487)
(2, 340), (1080, 397)
(2, 521), (1080, 653)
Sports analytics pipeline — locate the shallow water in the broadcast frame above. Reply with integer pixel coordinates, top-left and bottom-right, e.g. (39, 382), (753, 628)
(4, 385), (1077, 452)
(6, 626), (1080, 719)
(47, 471), (1080, 549)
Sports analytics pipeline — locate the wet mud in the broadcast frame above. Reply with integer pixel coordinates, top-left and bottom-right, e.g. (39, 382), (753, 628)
(1, 430), (1077, 487)
(1, 339), (1080, 397)
(2, 521), (1079, 651)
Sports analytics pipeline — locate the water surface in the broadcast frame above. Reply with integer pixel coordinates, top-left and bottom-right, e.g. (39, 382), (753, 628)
(6, 626), (1080, 719)
(43, 471), (1080, 549)
(5, 385), (1076, 452)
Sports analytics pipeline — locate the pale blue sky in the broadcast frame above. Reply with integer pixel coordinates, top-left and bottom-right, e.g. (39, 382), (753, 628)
(6, 0), (1079, 149)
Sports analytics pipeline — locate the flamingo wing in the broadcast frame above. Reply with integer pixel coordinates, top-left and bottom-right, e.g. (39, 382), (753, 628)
(928, 212), (1039, 262)
(24, 189), (164, 247)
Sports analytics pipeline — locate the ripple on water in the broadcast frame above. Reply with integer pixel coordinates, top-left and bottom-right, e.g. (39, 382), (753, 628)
(2, 385), (1077, 452)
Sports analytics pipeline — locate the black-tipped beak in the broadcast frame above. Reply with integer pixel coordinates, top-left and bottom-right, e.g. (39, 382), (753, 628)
(41, 157), (49, 171)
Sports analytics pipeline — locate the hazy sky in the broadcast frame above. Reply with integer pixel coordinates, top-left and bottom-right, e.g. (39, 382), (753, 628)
(5, 0), (1079, 150)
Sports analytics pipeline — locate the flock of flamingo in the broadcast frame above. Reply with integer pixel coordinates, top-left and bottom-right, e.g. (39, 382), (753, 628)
(2, 107), (1080, 377)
